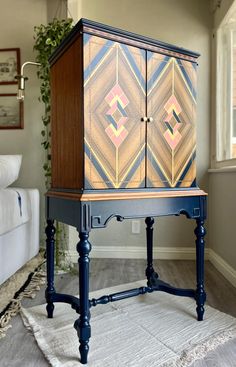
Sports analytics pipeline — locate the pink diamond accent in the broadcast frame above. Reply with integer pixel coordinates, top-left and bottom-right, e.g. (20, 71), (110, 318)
(164, 130), (182, 150)
(105, 83), (129, 148)
(105, 125), (128, 148)
(164, 95), (182, 115)
(163, 94), (182, 150)
(105, 84), (129, 108)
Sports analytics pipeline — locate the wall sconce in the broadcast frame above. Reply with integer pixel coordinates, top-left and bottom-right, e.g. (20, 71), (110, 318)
(15, 61), (41, 101)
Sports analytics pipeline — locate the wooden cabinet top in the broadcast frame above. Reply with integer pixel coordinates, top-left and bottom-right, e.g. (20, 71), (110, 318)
(49, 18), (200, 66)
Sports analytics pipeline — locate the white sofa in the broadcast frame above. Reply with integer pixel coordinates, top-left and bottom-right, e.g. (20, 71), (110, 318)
(0, 188), (40, 285)
(0, 156), (40, 285)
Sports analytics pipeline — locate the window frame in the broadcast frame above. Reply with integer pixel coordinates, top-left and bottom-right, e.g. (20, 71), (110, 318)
(213, 8), (236, 169)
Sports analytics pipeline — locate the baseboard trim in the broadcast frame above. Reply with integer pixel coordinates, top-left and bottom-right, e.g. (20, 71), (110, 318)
(66, 246), (236, 288)
(66, 246), (210, 262)
(208, 249), (236, 288)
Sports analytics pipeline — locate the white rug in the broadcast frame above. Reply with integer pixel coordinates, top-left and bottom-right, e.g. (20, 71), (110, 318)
(21, 280), (236, 367)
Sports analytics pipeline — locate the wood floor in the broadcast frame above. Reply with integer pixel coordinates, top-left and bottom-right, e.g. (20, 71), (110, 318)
(1, 259), (236, 366)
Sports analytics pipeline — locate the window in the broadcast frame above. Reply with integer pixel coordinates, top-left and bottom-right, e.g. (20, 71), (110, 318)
(216, 4), (236, 166)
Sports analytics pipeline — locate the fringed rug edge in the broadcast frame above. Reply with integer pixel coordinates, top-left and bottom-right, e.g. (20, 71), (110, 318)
(0, 259), (46, 339)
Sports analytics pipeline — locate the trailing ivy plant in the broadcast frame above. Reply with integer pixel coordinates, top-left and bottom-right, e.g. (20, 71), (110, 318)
(33, 18), (73, 268)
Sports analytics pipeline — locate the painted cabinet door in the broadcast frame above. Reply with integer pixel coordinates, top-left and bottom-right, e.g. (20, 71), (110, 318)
(84, 34), (146, 189)
(146, 51), (197, 188)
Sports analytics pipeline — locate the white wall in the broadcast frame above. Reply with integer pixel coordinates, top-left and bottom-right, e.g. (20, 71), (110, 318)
(68, 0), (212, 256)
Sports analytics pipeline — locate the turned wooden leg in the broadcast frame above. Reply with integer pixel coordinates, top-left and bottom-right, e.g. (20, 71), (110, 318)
(145, 217), (155, 279)
(74, 231), (91, 365)
(145, 217), (159, 286)
(45, 219), (56, 318)
(194, 218), (206, 321)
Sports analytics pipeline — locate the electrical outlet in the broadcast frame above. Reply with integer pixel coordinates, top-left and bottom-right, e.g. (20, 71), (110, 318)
(132, 220), (140, 234)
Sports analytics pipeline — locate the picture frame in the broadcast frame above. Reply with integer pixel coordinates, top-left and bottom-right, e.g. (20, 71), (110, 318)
(0, 94), (23, 129)
(0, 48), (20, 84)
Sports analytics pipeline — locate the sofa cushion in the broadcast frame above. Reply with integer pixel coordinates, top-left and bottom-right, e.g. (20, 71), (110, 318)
(0, 155), (22, 188)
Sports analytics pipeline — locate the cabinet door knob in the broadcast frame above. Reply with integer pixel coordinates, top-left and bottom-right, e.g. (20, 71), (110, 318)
(147, 117), (153, 123)
(141, 116), (148, 122)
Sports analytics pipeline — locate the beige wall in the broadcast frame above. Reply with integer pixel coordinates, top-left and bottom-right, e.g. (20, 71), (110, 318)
(68, 0), (212, 252)
(0, 0), (66, 242)
(0, 0), (47, 241)
(213, 0), (235, 27)
(209, 171), (236, 269)
(0, 0), (47, 187)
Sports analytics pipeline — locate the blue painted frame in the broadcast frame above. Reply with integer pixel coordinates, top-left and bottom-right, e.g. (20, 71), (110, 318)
(45, 192), (207, 364)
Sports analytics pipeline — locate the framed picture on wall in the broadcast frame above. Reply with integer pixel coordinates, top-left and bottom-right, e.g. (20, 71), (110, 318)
(0, 48), (20, 84)
(0, 94), (23, 129)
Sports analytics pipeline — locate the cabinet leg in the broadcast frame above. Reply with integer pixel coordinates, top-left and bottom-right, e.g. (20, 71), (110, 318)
(74, 231), (91, 364)
(194, 218), (206, 321)
(145, 217), (159, 286)
(45, 219), (56, 318)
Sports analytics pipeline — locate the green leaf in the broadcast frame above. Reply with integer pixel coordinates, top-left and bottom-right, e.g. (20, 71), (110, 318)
(34, 18), (73, 189)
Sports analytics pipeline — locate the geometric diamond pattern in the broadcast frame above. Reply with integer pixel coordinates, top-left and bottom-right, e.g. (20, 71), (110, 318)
(84, 34), (146, 189)
(146, 52), (196, 188)
(163, 94), (182, 150)
(105, 83), (129, 148)
(84, 34), (196, 189)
